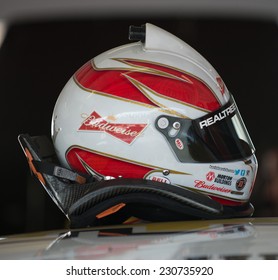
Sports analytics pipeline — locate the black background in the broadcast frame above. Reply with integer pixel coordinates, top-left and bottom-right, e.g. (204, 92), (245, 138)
(0, 17), (277, 235)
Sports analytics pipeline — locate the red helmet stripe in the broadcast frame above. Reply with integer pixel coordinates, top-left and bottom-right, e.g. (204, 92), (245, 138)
(75, 61), (156, 105)
(74, 60), (220, 112)
(66, 147), (154, 178)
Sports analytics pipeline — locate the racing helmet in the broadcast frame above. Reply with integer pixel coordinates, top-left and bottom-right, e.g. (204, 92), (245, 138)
(19, 23), (258, 227)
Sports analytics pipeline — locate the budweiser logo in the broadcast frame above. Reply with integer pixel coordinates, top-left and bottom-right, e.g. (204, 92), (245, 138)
(79, 111), (147, 144)
(194, 180), (231, 194)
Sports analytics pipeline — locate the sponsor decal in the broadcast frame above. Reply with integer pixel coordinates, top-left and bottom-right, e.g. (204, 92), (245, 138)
(206, 171), (215, 182)
(214, 174), (232, 186)
(149, 176), (171, 184)
(209, 165), (250, 177)
(209, 165), (234, 174)
(236, 177), (247, 190)
(175, 138), (184, 150)
(79, 111), (147, 144)
(199, 102), (236, 129)
(194, 180), (231, 193)
(235, 169), (250, 176)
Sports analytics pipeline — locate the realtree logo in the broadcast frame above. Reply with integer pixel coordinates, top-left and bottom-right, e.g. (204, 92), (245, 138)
(79, 111), (147, 144)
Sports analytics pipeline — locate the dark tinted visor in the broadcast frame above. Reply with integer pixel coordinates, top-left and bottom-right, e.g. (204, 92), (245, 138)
(155, 94), (255, 163)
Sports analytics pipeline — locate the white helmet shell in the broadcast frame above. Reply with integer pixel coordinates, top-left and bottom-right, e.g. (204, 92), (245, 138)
(51, 23), (258, 207)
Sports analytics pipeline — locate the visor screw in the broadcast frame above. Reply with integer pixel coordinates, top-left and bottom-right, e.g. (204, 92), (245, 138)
(157, 117), (169, 129)
(173, 122), (181, 129)
(163, 170), (170, 176)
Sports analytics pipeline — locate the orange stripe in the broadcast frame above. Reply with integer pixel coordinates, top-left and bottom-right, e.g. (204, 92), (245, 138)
(96, 203), (126, 219)
(25, 148), (46, 185)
